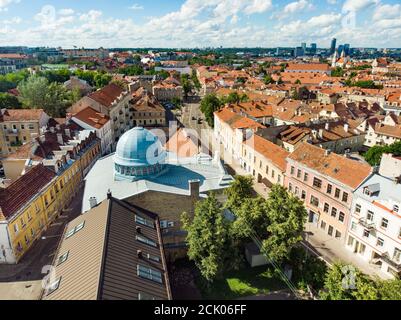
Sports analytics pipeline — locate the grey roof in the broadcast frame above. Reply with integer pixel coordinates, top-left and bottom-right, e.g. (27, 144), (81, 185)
(355, 174), (401, 203)
(82, 152), (234, 213)
(43, 197), (171, 300)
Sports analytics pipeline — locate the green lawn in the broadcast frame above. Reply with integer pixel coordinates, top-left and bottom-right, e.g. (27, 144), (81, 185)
(199, 266), (287, 300)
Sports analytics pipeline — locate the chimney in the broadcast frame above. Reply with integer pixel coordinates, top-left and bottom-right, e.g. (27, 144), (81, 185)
(325, 123), (330, 130)
(344, 123), (349, 133)
(189, 179), (200, 198)
(89, 197), (98, 209)
(57, 133), (63, 145)
(325, 149), (331, 156)
(318, 129), (324, 138)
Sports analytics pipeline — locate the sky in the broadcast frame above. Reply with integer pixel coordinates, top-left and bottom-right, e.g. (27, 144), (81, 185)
(0, 0), (400, 48)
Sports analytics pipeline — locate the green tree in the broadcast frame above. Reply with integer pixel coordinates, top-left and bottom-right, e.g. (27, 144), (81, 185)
(331, 67), (345, 77)
(118, 65), (144, 76)
(263, 74), (273, 85)
(17, 75), (49, 109)
(181, 193), (236, 283)
(224, 175), (254, 212)
(200, 93), (222, 127)
(289, 246), (327, 291)
(363, 141), (401, 166)
(377, 279), (401, 300)
(18, 75), (73, 117)
(319, 263), (378, 300)
(231, 196), (268, 239)
(0, 93), (22, 109)
(295, 79), (302, 85)
(180, 74), (193, 98)
(261, 185), (307, 263)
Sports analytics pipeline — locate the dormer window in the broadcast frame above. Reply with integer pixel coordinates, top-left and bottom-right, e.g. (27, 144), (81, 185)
(394, 205), (399, 213)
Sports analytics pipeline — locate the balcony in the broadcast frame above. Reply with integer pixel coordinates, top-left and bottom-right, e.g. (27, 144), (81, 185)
(358, 218), (375, 230)
(381, 253), (401, 271)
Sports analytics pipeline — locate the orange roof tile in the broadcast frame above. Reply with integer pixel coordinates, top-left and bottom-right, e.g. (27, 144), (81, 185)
(288, 143), (372, 189)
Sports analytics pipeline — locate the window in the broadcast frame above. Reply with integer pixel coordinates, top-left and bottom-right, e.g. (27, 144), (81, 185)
(313, 178), (322, 189)
(290, 166), (295, 175)
(328, 226), (334, 236)
(147, 254), (161, 263)
(331, 207), (337, 218)
(366, 210), (374, 221)
(363, 229), (370, 238)
(335, 230), (341, 239)
(348, 235), (355, 246)
(327, 184), (332, 194)
(46, 278), (61, 296)
(57, 251), (69, 266)
(136, 235), (157, 247)
(288, 183), (293, 192)
(355, 204), (361, 214)
(13, 224), (19, 234)
(320, 220), (326, 230)
(301, 190), (306, 200)
(137, 265), (162, 284)
(160, 221), (174, 229)
(377, 238), (384, 247)
(303, 173), (308, 182)
(138, 292), (157, 300)
(135, 215), (154, 228)
(393, 248), (401, 263)
(334, 188), (341, 198)
(294, 187), (299, 195)
(381, 218), (388, 229)
(310, 195), (319, 207)
(342, 192), (349, 203)
(394, 205), (399, 213)
(65, 221), (85, 239)
(351, 221), (357, 231)
(339, 212), (345, 223)
(323, 203), (330, 213)
(297, 169), (301, 178)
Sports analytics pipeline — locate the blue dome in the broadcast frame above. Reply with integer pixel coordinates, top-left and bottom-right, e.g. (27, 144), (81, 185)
(113, 127), (167, 181)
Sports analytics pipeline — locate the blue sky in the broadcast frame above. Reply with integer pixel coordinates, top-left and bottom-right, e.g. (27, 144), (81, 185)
(0, 0), (400, 48)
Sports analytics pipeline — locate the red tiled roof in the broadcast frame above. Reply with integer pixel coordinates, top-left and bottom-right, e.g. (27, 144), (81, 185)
(73, 107), (110, 129)
(0, 164), (56, 219)
(245, 134), (289, 172)
(288, 143), (372, 189)
(88, 83), (124, 108)
(0, 109), (45, 122)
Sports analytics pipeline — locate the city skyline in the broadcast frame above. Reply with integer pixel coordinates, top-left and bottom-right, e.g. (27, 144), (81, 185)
(0, 0), (400, 48)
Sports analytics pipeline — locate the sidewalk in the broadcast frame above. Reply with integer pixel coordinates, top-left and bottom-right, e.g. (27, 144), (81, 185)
(304, 223), (391, 279)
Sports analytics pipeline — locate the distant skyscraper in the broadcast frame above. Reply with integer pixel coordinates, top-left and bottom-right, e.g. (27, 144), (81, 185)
(310, 43), (317, 55)
(294, 47), (303, 57)
(330, 38), (337, 55)
(338, 44), (344, 55)
(344, 43), (350, 56)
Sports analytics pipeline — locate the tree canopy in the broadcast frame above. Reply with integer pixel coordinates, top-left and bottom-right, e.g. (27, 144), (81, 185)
(200, 93), (222, 127)
(363, 141), (401, 166)
(181, 193), (239, 282)
(0, 93), (22, 109)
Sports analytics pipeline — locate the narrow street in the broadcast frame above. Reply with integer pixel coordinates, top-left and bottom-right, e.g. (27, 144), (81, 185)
(0, 185), (85, 283)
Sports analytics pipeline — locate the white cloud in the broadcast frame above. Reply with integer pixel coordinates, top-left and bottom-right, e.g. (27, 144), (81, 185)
(284, 0), (312, 14)
(372, 4), (401, 21)
(3, 16), (21, 24)
(79, 10), (103, 22)
(129, 4), (144, 10)
(342, 0), (378, 13)
(243, 0), (272, 15)
(327, 0), (336, 4)
(0, 0), (20, 11)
